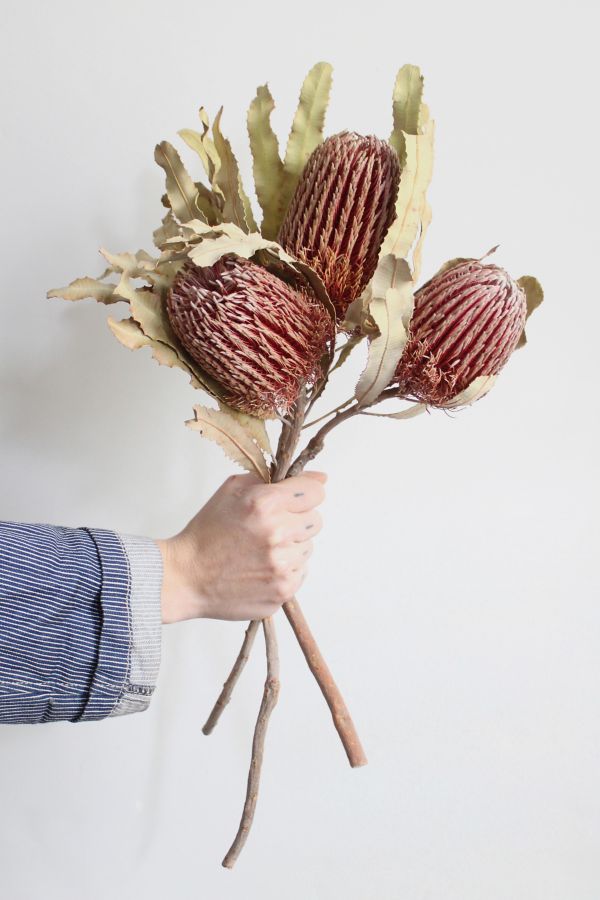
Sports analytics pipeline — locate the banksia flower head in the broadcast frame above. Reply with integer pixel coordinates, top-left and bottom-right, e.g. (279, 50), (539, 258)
(394, 260), (527, 407)
(278, 131), (401, 320)
(166, 256), (334, 418)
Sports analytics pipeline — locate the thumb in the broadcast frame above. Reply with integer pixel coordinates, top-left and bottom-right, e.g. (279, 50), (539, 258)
(301, 470), (328, 484)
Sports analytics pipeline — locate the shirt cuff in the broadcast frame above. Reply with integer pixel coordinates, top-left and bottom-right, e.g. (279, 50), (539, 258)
(109, 533), (163, 718)
(74, 529), (163, 721)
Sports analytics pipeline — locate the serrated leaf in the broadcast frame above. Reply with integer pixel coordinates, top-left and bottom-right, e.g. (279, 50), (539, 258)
(114, 277), (176, 346)
(278, 61), (333, 224)
(187, 405), (270, 481)
(187, 221), (295, 268)
(179, 108), (221, 187)
(330, 334), (363, 374)
(47, 277), (118, 304)
(381, 118), (435, 266)
(211, 107), (256, 232)
(154, 141), (204, 225)
(442, 375), (497, 409)
(354, 256), (413, 407)
(107, 316), (204, 389)
(247, 84), (285, 239)
(217, 401), (273, 457)
(153, 210), (182, 249)
(390, 64), (424, 154)
(516, 275), (544, 349)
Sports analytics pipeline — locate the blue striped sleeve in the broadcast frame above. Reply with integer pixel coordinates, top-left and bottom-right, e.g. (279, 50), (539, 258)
(0, 521), (163, 724)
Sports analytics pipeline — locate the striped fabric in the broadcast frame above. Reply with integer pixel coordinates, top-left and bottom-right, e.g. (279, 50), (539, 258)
(0, 521), (163, 724)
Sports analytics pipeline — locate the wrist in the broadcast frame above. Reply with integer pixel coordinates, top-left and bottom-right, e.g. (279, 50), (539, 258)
(156, 535), (206, 624)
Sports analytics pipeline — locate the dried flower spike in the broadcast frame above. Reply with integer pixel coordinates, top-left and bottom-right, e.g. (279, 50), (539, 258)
(394, 260), (527, 406)
(278, 132), (401, 319)
(167, 256), (334, 417)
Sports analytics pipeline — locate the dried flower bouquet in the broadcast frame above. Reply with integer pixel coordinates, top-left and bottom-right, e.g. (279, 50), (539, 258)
(48, 62), (543, 868)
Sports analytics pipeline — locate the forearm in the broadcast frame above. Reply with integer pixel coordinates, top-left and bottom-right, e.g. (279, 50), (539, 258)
(0, 521), (162, 724)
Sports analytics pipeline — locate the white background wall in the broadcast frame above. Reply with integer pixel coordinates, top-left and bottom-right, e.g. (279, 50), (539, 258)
(1, 1), (598, 897)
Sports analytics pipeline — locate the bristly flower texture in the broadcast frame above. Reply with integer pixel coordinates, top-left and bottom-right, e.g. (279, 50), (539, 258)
(278, 131), (401, 319)
(167, 256), (334, 418)
(394, 260), (527, 406)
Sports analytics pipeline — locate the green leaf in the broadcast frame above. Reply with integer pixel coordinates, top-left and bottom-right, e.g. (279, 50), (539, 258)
(354, 256), (413, 407)
(212, 107), (257, 232)
(47, 277), (118, 304)
(187, 405), (271, 481)
(247, 84), (285, 239)
(278, 61), (333, 224)
(154, 141), (204, 225)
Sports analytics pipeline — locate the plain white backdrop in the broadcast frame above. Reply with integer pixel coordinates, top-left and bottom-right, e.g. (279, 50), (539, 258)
(1, 1), (598, 898)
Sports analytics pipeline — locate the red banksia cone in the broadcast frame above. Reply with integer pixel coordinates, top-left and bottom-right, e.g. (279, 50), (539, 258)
(395, 260), (527, 407)
(278, 132), (401, 319)
(166, 256), (334, 417)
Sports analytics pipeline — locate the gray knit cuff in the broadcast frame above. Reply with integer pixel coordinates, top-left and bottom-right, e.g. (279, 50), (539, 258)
(109, 534), (163, 717)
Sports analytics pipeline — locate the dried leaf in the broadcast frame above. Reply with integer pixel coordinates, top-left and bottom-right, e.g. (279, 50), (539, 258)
(218, 401), (273, 457)
(187, 405), (271, 481)
(47, 277), (118, 304)
(390, 64), (423, 154)
(107, 317), (204, 389)
(211, 107), (257, 232)
(354, 256), (413, 407)
(187, 221), (295, 269)
(154, 141), (204, 225)
(153, 210), (182, 249)
(362, 403), (426, 420)
(411, 200), (432, 283)
(247, 84), (285, 240)
(330, 333), (364, 374)
(278, 61), (333, 224)
(442, 375), (497, 409)
(179, 108), (221, 186)
(516, 275), (544, 348)
(381, 118), (435, 265)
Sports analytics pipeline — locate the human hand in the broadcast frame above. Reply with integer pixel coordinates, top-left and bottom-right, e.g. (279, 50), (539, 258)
(156, 471), (327, 624)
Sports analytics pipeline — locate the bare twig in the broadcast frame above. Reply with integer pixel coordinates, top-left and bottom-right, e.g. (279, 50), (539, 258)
(222, 617), (280, 869)
(202, 620), (261, 735)
(283, 599), (367, 767)
(287, 402), (362, 477)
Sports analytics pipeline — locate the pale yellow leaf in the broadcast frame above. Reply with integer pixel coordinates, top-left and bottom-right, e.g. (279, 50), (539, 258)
(442, 375), (497, 409)
(154, 141), (204, 225)
(47, 277), (118, 304)
(390, 64), (423, 155)
(381, 119), (435, 265)
(354, 256), (413, 407)
(218, 400), (273, 457)
(211, 107), (257, 232)
(247, 84), (285, 240)
(107, 316), (204, 389)
(278, 61), (333, 223)
(187, 405), (271, 481)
